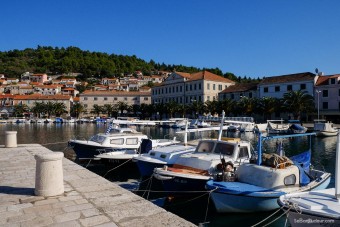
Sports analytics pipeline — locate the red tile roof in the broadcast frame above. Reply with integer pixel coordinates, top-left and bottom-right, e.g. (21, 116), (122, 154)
(188, 71), (234, 83)
(315, 74), (340, 86)
(220, 83), (259, 93)
(13, 94), (72, 100)
(259, 72), (315, 85)
(81, 90), (150, 96)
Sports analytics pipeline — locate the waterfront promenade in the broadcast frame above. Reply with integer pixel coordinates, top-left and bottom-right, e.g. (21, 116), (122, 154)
(0, 143), (196, 227)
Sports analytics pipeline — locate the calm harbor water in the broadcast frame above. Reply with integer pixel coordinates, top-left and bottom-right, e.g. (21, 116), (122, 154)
(0, 123), (337, 226)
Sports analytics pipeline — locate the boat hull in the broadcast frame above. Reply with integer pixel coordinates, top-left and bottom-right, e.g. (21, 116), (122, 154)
(155, 173), (208, 195)
(315, 131), (338, 137)
(284, 209), (340, 227)
(206, 174), (331, 213)
(68, 141), (114, 160)
(136, 160), (166, 177)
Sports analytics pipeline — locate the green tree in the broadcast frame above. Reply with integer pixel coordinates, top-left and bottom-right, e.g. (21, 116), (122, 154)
(115, 101), (128, 116)
(283, 90), (315, 120)
(71, 103), (85, 118)
(12, 104), (29, 117)
(91, 104), (103, 116)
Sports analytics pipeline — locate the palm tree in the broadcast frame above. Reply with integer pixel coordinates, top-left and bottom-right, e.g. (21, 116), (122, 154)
(115, 101), (128, 116)
(283, 90), (315, 120)
(102, 104), (115, 117)
(31, 102), (45, 118)
(12, 104), (29, 117)
(204, 100), (218, 116)
(217, 98), (236, 116)
(53, 102), (67, 117)
(238, 97), (256, 116)
(71, 103), (85, 118)
(91, 104), (103, 117)
(257, 97), (281, 121)
(166, 101), (178, 118)
(45, 101), (55, 118)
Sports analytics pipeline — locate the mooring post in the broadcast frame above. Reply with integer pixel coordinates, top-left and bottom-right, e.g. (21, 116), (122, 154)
(35, 152), (64, 197)
(5, 131), (17, 148)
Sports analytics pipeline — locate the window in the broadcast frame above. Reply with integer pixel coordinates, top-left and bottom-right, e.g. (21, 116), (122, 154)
(94, 97), (97, 101)
(207, 83), (210, 90)
(84, 104), (88, 108)
(110, 138), (124, 145)
(275, 86), (280, 92)
(114, 97), (118, 100)
(300, 84), (306, 90)
(323, 102), (328, 109)
(199, 83), (201, 90)
(126, 138), (138, 145)
(238, 147), (249, 158)
(84, 97), (88, 100)
(194, 84), (197, 90)
(219, 85), (222, 90)
(330, 78), (336, 84)
(104, 97), (107, 101)
(144, 97), (148, 100)
(231, 94), (234, 99)
(214, 143), (234, 156)
(213, 84), (216, 90)
(322, 90), (328, 97)
(264, 87), (268, 93)
(284, 174), (296, 186)
(287, 85), (292, 91)
(124, 97), (127, 101)
(249, 92), (253, 98)
(197, 141), (215, 153)
(190, 84), (192, 91)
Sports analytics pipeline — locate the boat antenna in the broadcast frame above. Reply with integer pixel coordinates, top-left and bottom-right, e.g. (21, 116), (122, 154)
(257, 132), (263, 166)
(184, 118), (188, 146)
(218, 110), (225, 141)
(335, 130), (340, 200)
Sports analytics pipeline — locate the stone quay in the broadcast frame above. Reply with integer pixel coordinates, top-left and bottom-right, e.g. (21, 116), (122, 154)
(0, 143), (196, 227)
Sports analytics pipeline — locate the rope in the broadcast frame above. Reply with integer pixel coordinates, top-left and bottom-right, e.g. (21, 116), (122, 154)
(103, 158), (133, 177)
(251, 206), (286, 227)
(41, 141), (69, 145)
(204, 187), (218, 223)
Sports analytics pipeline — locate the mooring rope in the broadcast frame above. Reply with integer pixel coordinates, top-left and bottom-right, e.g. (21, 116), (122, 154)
(41, 141), (69, 146)
(103, 158), (133, 177)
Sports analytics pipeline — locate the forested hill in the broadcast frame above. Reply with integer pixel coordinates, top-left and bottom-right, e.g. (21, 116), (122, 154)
(0, 46), (258, 82)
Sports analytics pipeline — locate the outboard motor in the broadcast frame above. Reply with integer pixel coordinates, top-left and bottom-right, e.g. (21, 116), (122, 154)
(140, 139), (152, 154)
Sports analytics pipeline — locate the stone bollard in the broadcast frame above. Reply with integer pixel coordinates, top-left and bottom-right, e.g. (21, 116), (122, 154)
(35, 152), (64, 197)
(5, 131), (17, 148)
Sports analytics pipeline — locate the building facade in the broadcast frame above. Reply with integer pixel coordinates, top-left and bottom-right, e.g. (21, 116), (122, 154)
(80, 90), (151, 116)
(152, 71), (235, 105)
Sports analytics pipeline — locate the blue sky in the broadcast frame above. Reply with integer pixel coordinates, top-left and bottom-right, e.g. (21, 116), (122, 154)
(1, 0), (340, 78)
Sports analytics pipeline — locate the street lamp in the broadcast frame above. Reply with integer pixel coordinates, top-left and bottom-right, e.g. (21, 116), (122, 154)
(316, 90), (321, 120)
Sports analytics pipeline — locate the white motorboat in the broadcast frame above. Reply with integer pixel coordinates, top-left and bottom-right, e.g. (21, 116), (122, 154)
(314, 119), (338, 137)
(153, 111), (253, 194)
(278, 131), (340, 226)
(95, 138), (180, 165)
(206, 133), (331, 213)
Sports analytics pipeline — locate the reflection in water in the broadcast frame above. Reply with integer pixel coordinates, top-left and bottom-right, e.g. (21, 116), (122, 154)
(0, 123), (337, 226)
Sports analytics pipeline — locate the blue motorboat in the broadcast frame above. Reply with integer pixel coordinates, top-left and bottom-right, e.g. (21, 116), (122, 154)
(206, 133), (331, 213)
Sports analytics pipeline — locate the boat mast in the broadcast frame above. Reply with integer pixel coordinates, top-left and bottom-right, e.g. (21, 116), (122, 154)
(336, 130), (340, 200)
(217, 110), (225, 141)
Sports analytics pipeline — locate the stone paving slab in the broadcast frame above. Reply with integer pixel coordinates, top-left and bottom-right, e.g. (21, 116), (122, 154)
(0, 144), (196, 227)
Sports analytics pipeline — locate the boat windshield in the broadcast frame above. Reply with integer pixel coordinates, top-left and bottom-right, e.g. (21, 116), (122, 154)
(89, 135), (106, 143)
(196, 141), (215, 153)
(213, 142), (235, 156)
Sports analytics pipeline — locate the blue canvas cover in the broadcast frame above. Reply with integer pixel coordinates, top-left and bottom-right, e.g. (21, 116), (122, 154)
(289, 123), (305, 130)
(290, 150), (311, 186)
(206, 180), (285, 197)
